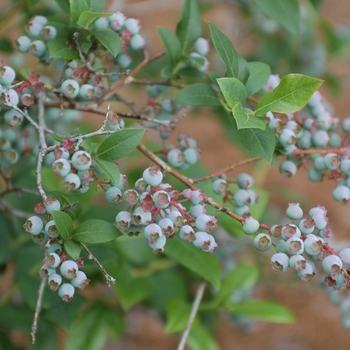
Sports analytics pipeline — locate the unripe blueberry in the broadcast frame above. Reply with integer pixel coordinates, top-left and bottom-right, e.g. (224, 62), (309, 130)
(134, 178), (148, 193)
(276, 239), (288, 253)
(105, 186), (122, 205)
(0, 137), (10, 151)
(312, 213), (328, 231)
(295, 262), (315, 282)
(195, 214), (218, 233)
(285, 203), (303, 220)
(132, 207), (152, 225)
(329, 134), (342, 148)
(342, 118), (350, 133)
(3, 109), (22, 127)
(234, 189), (251, 206)
(242, 216), (259, 235)
(285, 237), (304, 255)
(108, 114), (124, 130)
(79, 84), (96, 100)
(61, 79), (80, 99)
(207, 234), (218, 253)
(178, 225), (196, 242)
(15, 35), (31, 53)
(194, 37), (210, 56)
(298, 217), (315, 235)
(339, 248), (350, 269)
(39, 265), (56, 279)
(167, 148), (185, 167)
(312, 130), (329, 148)
(52, 158), (71, 177)
(143, 164), (163, 187)
(21, 93), (35, 107)
(279, 129), (297, 147)
(289, 254), (306, 271)
(121, 189), (138, 206)
(299, 130), (312, 149)
(190, 204), (207, 218)
(3, 149), (19, 166)
(93, 16), (109, 30)
(116, 53), (132, 68)
(109, 12), (126, 30)
(158, 218), (174, 238)
(41, 25), (57, 40)
(271, 253), (289, 272)
(318, 227), (331, 239)
(212, 178), (228, 195)
(63, 173), (81, 191)
(147, 234), (166, 253)
(281, 224), (301, 241)
(45, 220), (59, 238)
(70, 271), (90, 289)
(166, 210), (184, 227)
(309, 206), (327, 217)
(308, 167), (322, 182)
(58, 283), (75, 302)
(247, 189), (258, 205)
(314, 156), (326, 171)
(270, 224), (282, 238)
(254, 233), (272, 251)
(124, 18), (140, 34)
(129, 34), (145, 50)
(23, 216), (43, 235)
(304, 234), (323, 255)
(47, 243), (63, 255)
(285, 120), (303, 138)
(332, 185), (350, 204)
(54, 146), (70, 160)
(44, 196), (61, 214)
(279, 160), (297, 178)
(0, 66), (15, 85)
(43, 253), (61, 268)
(236, 173), (254, 189)
(179, 137), (197, 149)
(269, 118), (283, 132)
(317, 111), (332, 130)
(192, 231), (211, 251)
(323, 153), (341, 170)
(182, 189), (204, 205)
(48, 273), (62, 291)
(183, 148), (199, 165)
(115, 211), (131, 232)
(29, 40), (46, 56)
(340, 159), (350, 177)
(60, 260), (78, 280)
(152, 190), (170, 209)
(31, 232), (48, 245)
(143, 223), (163, 244)
(112, 173), (128, 190)
(322, 255), (343, 275)
(71, 150), (92, 171)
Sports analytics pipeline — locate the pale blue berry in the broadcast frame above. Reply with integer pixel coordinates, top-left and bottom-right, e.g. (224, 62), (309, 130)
(314, 156), (326, 171)
(281, 224), (301, 241)
(304, 234), (324, 255)
(143, 164), (163, 187)
(0, 66), (15, 85)
(143, 223), (163, 243)
(271, 253), (289, 272)
(166, 210), (184, 227)
(285, 237), (304, 255)
(192, 231), (211, 250)
(295, 262), (315, 282)
(254, 233), (272, 251)
(332, 185), (350, 204)
(147, 234), (166, 253)
(242, 216), (259, 235)
(71, 150), (92, 171)
(45, 196), (61, 214)
(58, 283), (75, 302)
(25, 21), (43, 37)
(270, 224), (282, 238)
(47, 243), (63, 255)
(52, 158), (71, 177)
(212, 179), (228, 195)
(43, 253), (61, 268)
(93, 16), (109, 30)
(182, 189), (204, 205)
(48, 273), (62, 291)
(285, 203), (303, 220)
(158, 218), (174, 238)
(289, 254), (306, 271)
(329, 133), (342, 147)
(31, 232), (48, 245)
(322, 255), (343, 275)
(339, 248), (350, 269)
(105, 186), (122, 205)
(109, 12), (126, 30)
(41, 25), (57, 40)
(152, 190), (170, 209)
(195, 214), (218, 233)
(279, 160), (297, 178)
(29, 40), (46, 57)
(134, 178), (148, 193)
(276, 239), (288, 253)
(342, 118), (350, 133)
(298, 217), (315, 235)
(194, 37), (210, 56)
(115, 211), (131, 232)
(61, 79), (80, 99)
(308, 167), (322, 182)
(234, 189), (251, 206)
(132, 207), (152, 225)
(15, 36), (31, 53)
(60, 260), (78, 280)
(236, 173), (254, 189)
(116, 53), (132, 68)
(184, 148), (199, 165)
(167, 149), (185, 167)
(178, 225), (196, 242)
(312, 213), (328, 230)
(39, 265), (56, 279)
(124, 18), (140, 34)
(312, 130), (329, 148)
(70, 271), (90, 289)
(23, 216), (43, 235)
(324, 153), (341, 170)
(190, 204), (207, 218)
(45, 220), (59, 238)
(129, 34), (145, 50)
(63, 173), (81, 191)
(279, 129), (297, 146)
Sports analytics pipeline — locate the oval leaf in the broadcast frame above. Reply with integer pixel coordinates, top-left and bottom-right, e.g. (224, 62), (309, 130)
(72, 219), (121, 244)
(77, 11), (112, 29)
(94, 158), (120, 185)
(96, 129), (144, 161)
(48, 37), (79, 60)
(217, 77), (248, 107)
(64, 240), (82, 260)
(164, 239), (221, 289)
(90, 29), (121, 57)
(51, 210), (74, 240)
(157, 27), (182, 67)
(232, 103), (266, 130)
(70, 0), (88, 22)
(245, 61), (271, 96)
(229, 300), (296, 323)
(174, 83), (221, 106)
(165, 298), (192, 333)
(255, 74), (324, 116)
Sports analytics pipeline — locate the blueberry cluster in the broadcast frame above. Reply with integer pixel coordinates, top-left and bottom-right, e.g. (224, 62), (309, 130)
(112, 164), (218, 253)
(16, 16), (57, 62)
(50, 147), (95, 193)
(23, 205), (89, 302)
(166, 134), (200, 170)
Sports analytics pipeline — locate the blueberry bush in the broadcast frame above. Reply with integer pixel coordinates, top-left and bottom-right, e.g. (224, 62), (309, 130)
(1, 0), (350, 349)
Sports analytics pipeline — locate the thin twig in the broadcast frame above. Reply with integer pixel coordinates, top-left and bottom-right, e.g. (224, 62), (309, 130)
(31, 277), (46, 344)
(81, 243), (116, 286)
(177, 280), (207, 350)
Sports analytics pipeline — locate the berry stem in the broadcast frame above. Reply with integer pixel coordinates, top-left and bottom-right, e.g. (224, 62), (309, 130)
(31, 276), (46, 344)
(177, 280), (207, 350)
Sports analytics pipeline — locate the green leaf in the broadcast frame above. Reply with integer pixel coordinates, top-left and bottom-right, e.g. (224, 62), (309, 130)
(214, 265), (259, 307)
(96, 129), (144, 161)
(165, 298), (192, 333)
(252, 0), (300, 36)
(217, 77), (248, 107)
(86, 0), (106, 12)
(90, 29), (121, 57)
(0, 37), (13, 53)
(245, 62), (271, 96)
(70, 0), (89, 22)
(72, 219), (121, 244)
(47, 37), (79, 60)
(206, 71), (221, 86)
(237, 127), (276, 163)
(176, 0), (201, 54)
(164, 239), (221, 289)
(157, 27), (182, 67)
(77, 11), (112, 28)
(174, 83), (221, 106)
(255, 74), (324, 116)
(207, 21), (250, 83)
(64, 240), (82, 260)
(161, 66), (176, 79)
(51, 210), (74, 240)
(55, 0), (70, 13)
(232, 103), (266, 130)
(94, 158), (120, 185)
(19, 67), (30, 80)
(48, 191), (80, 207)
(188, 325), (220, 350)
(229, 300), (296, 323)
